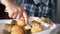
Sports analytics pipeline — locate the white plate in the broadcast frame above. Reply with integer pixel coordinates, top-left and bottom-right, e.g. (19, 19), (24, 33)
(0, 17), (57, 34)
(0, 20), (57, 34)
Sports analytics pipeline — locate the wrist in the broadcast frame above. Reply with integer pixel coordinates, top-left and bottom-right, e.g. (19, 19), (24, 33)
(1, 0), (12, 6)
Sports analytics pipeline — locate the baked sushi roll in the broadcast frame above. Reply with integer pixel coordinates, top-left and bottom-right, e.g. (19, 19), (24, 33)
(17, 19), (26, 27)
(11, 20), (17, 26)
(11, 25), (24, 34)
(3, 24), (12, 32)
(31, 23), (43, 33)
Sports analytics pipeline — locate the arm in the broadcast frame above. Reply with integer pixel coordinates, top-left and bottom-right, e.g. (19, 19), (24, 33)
(1, 0), (15, 7)
(1, 0), (28, 24)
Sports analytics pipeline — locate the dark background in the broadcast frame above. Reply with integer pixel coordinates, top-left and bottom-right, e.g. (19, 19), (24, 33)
(0, 3), (11, 19)
(55, 0), (60, 23)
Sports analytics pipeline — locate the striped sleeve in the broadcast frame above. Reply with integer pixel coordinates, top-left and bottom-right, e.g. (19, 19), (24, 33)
(38, 0), (55, 19)
(48, 0), (55, 20)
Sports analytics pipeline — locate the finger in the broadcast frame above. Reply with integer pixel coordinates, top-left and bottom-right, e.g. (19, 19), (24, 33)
(13, 11), (19, 19)
(23, 11), (28, 24)
(16, 7), (23, 19)
(8, 11), (14, 18)
(16, 12), (21, 19)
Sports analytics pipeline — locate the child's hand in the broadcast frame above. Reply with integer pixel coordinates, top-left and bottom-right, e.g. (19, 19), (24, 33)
(6, 3), (28, 24)
(1, 0), (28, 24)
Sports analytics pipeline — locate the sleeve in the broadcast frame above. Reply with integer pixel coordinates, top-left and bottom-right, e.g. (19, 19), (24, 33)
(48, 0), (55, 20)
(40, 0), (55, 19)
(13, 0), (24, 6)
(40, 0), (50, 18)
